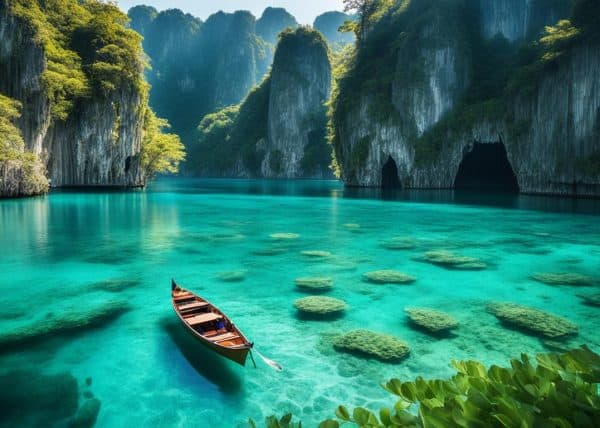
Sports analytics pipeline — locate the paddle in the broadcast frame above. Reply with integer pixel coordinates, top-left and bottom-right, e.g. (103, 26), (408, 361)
(251, 348), (283, 372)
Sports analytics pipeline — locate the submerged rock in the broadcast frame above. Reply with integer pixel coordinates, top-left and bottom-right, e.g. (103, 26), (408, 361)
(300, 250), (332, 258)
(405, 307), (458, 334)
(0, 370), (79, 427)
(251, 245), (289, 256)
(577, 293), (600, 307)
(293, 296), (347, 315)
(294, 277), (333, 291)
(216, 270), (247, 282)
(269, 233), (300, 240)
(487, 302), (578, 339)
(332, 329), (410, 362)
(0, 300), (130, 351)
(380, 237), (416, 250)
(531, 272), (594, 286)
(362, 270), (416, 284)
(417, 250), (487, 270)
(68, 398), (101, 428)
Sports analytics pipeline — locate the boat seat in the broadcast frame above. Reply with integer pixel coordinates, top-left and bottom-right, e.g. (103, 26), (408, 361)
(178, 301), (210, 311)
(187, 312), (223, 326)
(210, 332), (240, 343)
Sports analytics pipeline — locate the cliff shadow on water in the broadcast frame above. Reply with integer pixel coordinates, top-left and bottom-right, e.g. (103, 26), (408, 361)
(159, 317), (243, 396)
(453, 141), (519, 193)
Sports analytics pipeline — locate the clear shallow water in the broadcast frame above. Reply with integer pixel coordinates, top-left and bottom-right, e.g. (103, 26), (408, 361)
(1, 178), (599, 427)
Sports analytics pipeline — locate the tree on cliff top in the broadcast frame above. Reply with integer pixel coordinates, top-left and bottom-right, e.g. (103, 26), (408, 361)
(141, 110), (186, 181)
(342, 0), (378, 42)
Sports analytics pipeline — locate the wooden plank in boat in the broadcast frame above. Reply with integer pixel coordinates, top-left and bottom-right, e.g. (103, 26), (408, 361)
(187, 312), (223, 326)
(211, 332), (240, 343)
(179, 301), (209, 311)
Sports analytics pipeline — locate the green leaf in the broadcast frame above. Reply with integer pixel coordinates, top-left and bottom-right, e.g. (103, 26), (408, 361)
(379, 407), (391, 425)
(335, 406), (351, 421)
(318, 420), (339, 428)
(247, 418), (257, 428)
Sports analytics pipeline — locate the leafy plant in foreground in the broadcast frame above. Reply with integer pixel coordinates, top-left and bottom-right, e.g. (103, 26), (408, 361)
(250, 345), (600, 427)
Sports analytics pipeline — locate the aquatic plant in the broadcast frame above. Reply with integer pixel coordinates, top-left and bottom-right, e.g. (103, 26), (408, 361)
(417, 250), (487, 270)
(300, 250), (332, 258)
(294, 296), (347, 315)
(270, 233), (300, 240)
(0, 300), (130, 350)
(294, 277), (334, 291)
(487, 302), (578, 339)
(255, 346), (600, 427)
(405, 307), (458, 334)
(362, 270), (416, 284)
(332, 329), (410, 362)
(380, 236), (416, 250)
(532, 272), (594, 286)
(216, 270), (247, 282)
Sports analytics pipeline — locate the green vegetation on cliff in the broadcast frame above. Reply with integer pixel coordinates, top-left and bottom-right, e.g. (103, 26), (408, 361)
(192, 27), (331, 177)
(329, 0), (600, 172)
(0, 94), (49, 195)
(2, 0), (185, 193)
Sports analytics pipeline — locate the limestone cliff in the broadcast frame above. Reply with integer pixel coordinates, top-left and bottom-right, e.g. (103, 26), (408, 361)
(193, 27), (333, 179)
(0, 0), (150, 195)
(262, 28), (332, 178)
(331, 0), (600, 196)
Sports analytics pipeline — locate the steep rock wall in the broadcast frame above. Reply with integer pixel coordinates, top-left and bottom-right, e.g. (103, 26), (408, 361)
(480, 0), (573, 41)
(336, 5), (470, 186)
(262, 30), (332, 178)
(0, 2), (145, 188)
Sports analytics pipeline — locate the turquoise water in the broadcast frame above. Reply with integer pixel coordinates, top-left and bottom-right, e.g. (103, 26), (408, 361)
(1, 178), (599, 427)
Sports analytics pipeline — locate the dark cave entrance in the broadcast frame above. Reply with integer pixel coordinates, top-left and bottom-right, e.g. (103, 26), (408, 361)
(381, 156), (401, 189)
(454, 142), (519, 193)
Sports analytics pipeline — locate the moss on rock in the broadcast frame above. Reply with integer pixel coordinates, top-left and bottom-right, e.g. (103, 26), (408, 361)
(363, 270), (416, 284)
(294, 296), (347, 315)
(418, 250), (487, 270)
(300, 250), (332, 258)
(332, 329), (410, 362)
(270, 232), (300, 240)
(0, 300), (130, 350)
(531, 272), (594, 286)
(216, 270), (246, 282)
(405, 307), (458, 334)
(577, 293), (600, 307)
(295, 277), (333, 291)
(380, 236), (416, 250)
(487, 302), (578, 339)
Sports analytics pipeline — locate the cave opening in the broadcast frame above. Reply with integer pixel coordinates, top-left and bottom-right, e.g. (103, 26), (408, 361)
(454, 142), (519, 192)
(381, 155), (401, 189)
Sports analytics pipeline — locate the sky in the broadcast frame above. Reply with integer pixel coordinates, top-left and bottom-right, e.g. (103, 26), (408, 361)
(117, 1), (346, 25)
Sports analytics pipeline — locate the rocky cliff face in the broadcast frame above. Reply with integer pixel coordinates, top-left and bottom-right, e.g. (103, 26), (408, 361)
(480, 0), (573, 41)
(331, 0), (600, 196)
(0, 0), (146, 193)
(261, 29), (332, 178)
(193, 28), (333, 179)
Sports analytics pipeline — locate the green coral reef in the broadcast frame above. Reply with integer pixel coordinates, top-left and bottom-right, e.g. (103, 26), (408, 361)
(362, 270), (416, 284)
(294, 277), (334, 291)
(254, 346), (600, 427)
(405, 307), (458, 334)
(332, 329), (410, 362)
(417, 250), (487, 270)
(487, 302), (578, 339)
(532, 272), (595, 286)
(0, 300), (129, 350)
(380, 236), (416, 250)
(294, 296), (347, 316)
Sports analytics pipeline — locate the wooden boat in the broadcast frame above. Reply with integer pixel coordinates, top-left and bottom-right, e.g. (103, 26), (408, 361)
(171, 279), (254, 366)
